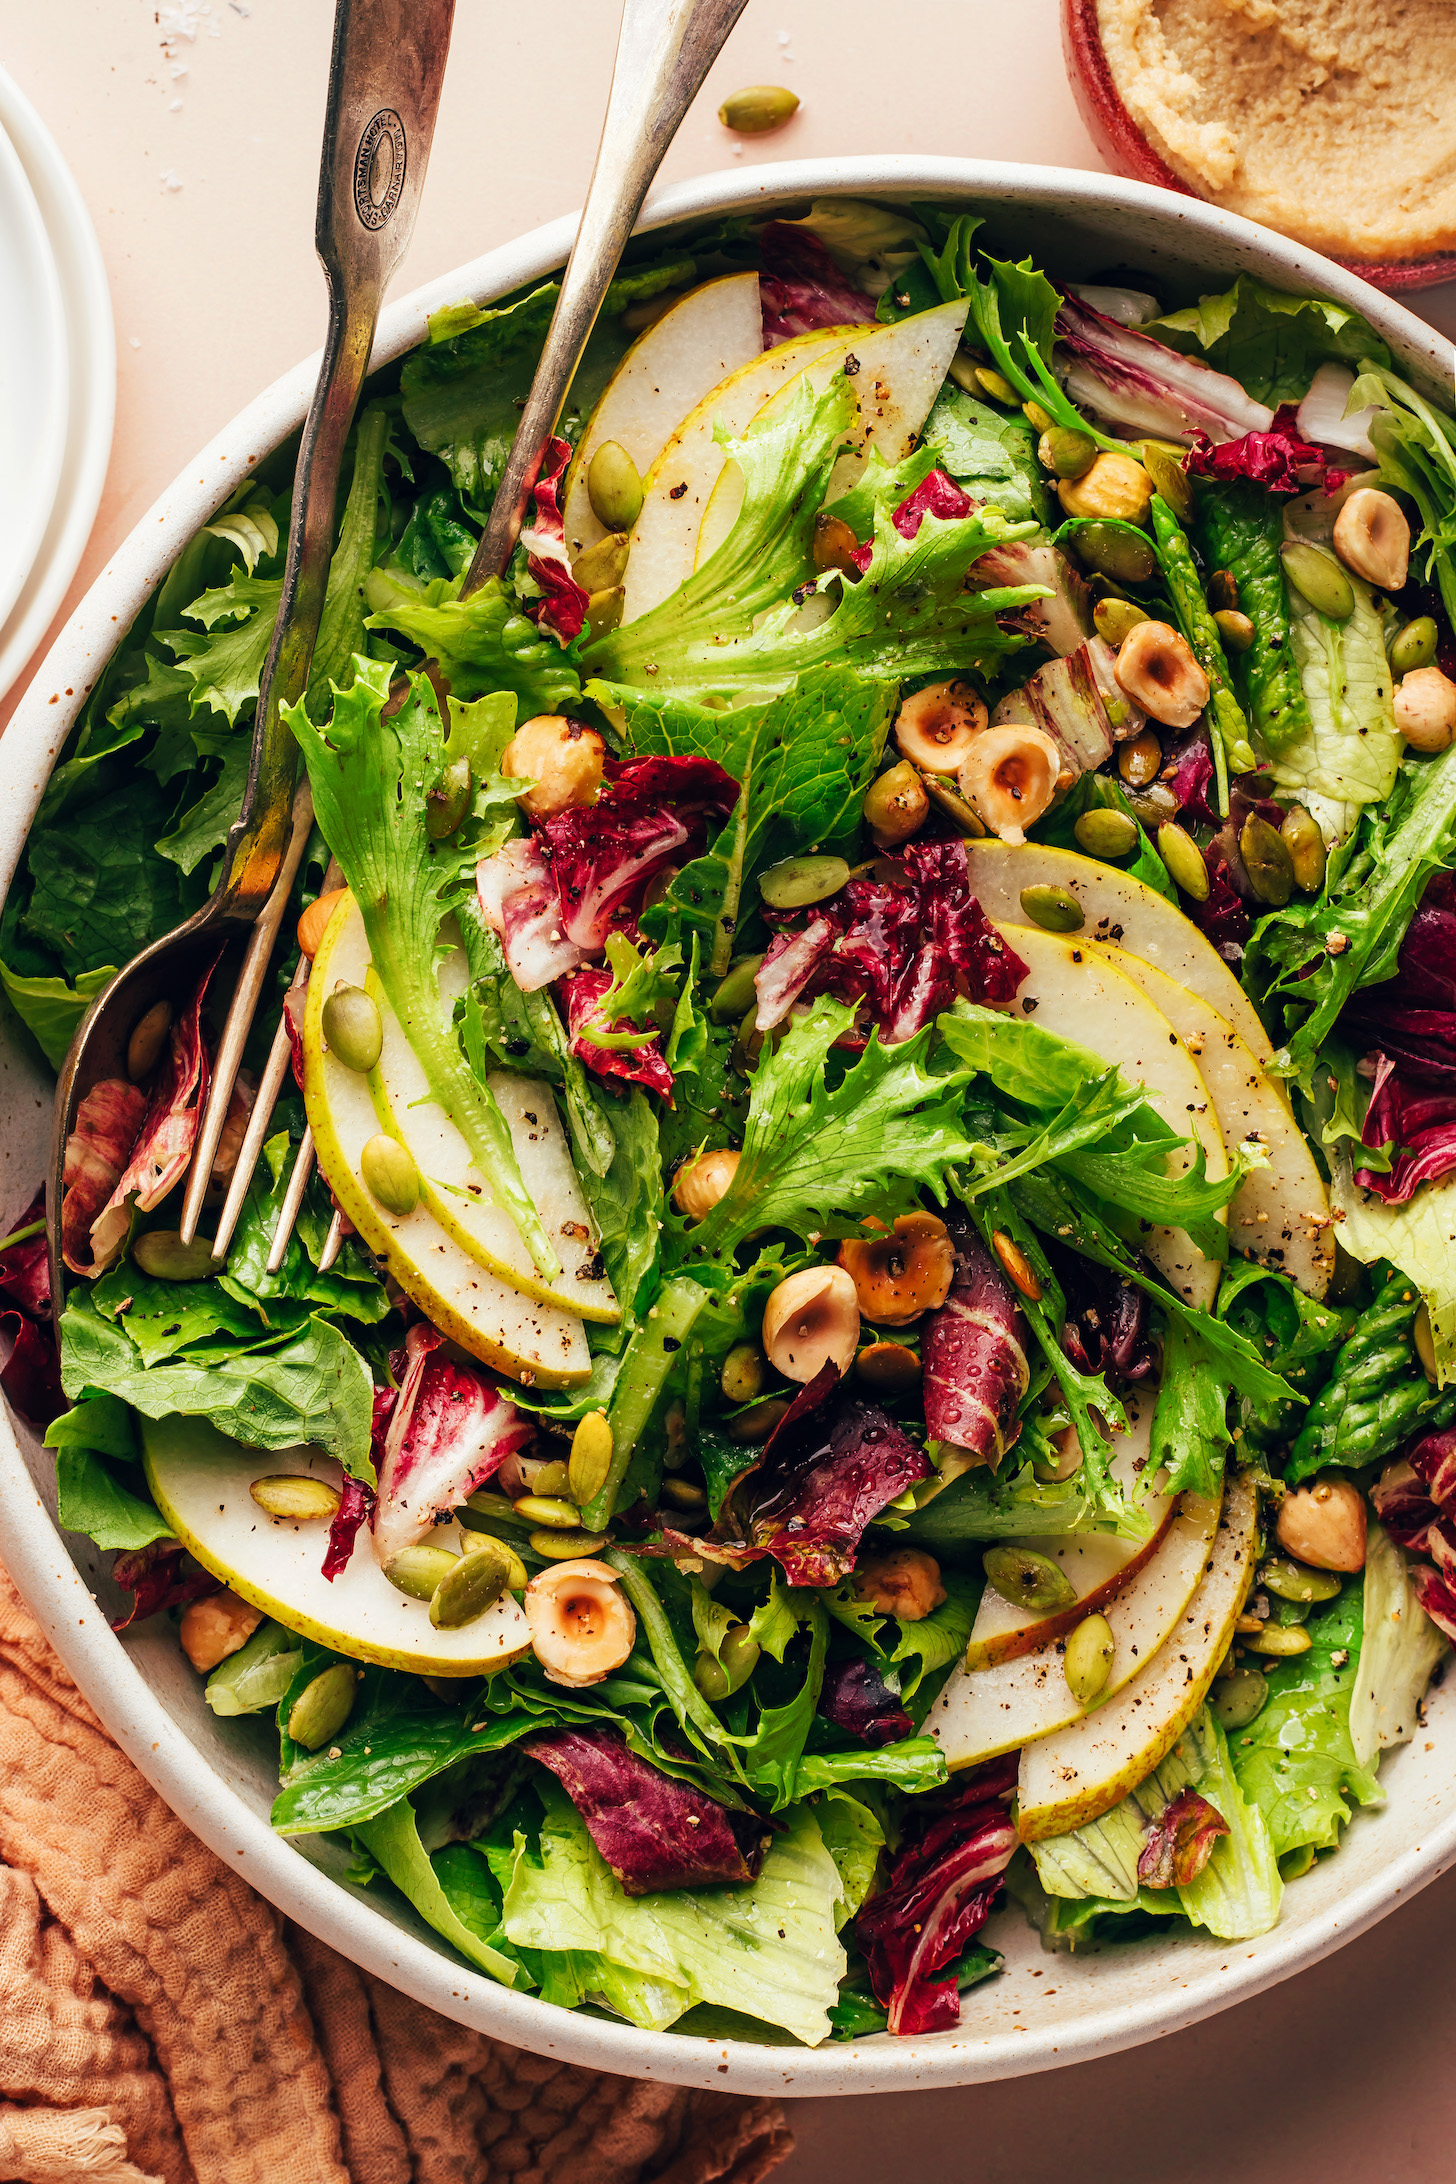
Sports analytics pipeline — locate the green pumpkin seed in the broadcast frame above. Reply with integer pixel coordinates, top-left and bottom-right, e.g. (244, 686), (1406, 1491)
(1207, 569), (1239, 613)
(973, 366), (1018, 406)
(1211, 1667), (1268, 1730)
(946, 349), (980, 397)
(1023, 401), (1055, 434)
(360, 1133), (419, 1217)
(1117, 727), (1162, 788)
(1241, 1621), (1313, 1658)
(721, 1343), (767, 1406)
(587, 440), (643, 532)
(1280, 804), (1326, 895)
(1213, 608), (1255, 654)
(249, 1473), (341, 1521)
(1064, 1612), (1114, 1706)
(982, 1544), (1077, 1613)
(923, 777), (987, 837)
(425, 754), (472, 841)
(132, 1229), (219, 1282)
(530, 1526), (610, 1559)
(1019, 883), (1085, 934)
(1073, 808), (1139, 859)
(1390, 615), (1439, 675)
(1269, 1593), (1311, 1627)
(1259, 1556), (1341, 1604)
(322, 984), (383, 1074)
(1240, 813), (1294, 908)
(758, 854), (850, 911)
(1281, 542), (1354, 623)
(530, 1460), (573, 1499)
(1157, 820), (1210, 901)
(512, 1494), (580, 1530)
(463, 1490), (531, 1529)
(287, 1662), (357, 1749)
(1094, 597), (1150, 647)
(727, 1396), (791, 1444)
(1074, 519), (1157, 586)
(1039, 427), (1098, 480)
(568, 1411), (613, 1507)
(708, 955), (766, 1023)
(585, 585), (624, 642)
(660, 1475), (707, 1510)
(127, 999), (173, 1082)
(1124, 783), (1178, 829)
(695, 1649), (731, 1701)
(722, 1623), (762, 1685)
(1416, 1303), (1438, 1381)
(717, 82), (799, 133)
(1140, 442), (1193, 523)
(573, 531), (630, 593)
(463, 1532), (528, 1588)
(431, 1537), (515, 1628)
(384, 1544), (459, 1601)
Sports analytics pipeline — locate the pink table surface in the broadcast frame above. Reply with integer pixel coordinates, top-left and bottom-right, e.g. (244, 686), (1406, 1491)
(3, 2), (1455, 2172)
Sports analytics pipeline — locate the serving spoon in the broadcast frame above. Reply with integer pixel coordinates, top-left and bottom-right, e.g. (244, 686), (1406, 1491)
(48, 0), (456, 1311)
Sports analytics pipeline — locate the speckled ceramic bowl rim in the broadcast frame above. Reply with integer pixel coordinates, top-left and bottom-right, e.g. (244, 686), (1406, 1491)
(1, 157), (1454, 2100)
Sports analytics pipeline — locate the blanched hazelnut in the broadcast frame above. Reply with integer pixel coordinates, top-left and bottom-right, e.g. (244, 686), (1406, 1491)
(672, 1148), (740, 1220)
(1113, 620), (1210, 730)
(524, 1559), (636, 1687)
(761, 1265), (860, 1383)
(1333, 487), (1410, 593)
(863, 760), (929, 847)
(851, 1547), (946, 1622)
(501, 715), (605, 820)
(838, 1212), (954, 1326)
(1057, 451), (1153, 525)
(297, 886), (352, 960)
(1276, 1479), (1367, 1573)
(179, 1589), (263, 1673)
(1394, 666), (1456, 754)
(957, 724), (1063, 845)
(894, 679), (989, 774)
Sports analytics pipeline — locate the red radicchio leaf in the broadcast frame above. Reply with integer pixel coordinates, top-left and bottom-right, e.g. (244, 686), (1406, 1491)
(1370, 1460), (1434, 1553)
(1053, 290), (1273, 445)
(563, 967), (674, 1098)
(110, 1540), (216, 1632)
(1185, 405), (1329, 493)
(523, 1726), (769, 1893)
(818, 1657), (914, 1747)
(1044, 1236), (1152, 1382)
(60, 1080), (149, 1276)
(1339, 876), (1456, 1200)
(1428, 1513), (1456, 1587)
(0, 1194), (49, 1319)
(602, 754), (740, 809)
(0, 1314), (63, 1428)
(973, 539), (1094, 659)
(730, 1377), (932, 1588)
(1163, 732), (1218, 827)
(1411, 1561), (1456, 1645)
(755, 840), (1026, 1044)
(921, 1218), (1030, 1466)
(845, 468), (976, 575)
(520, 435), (591, 646)
(758, 222), (878, 348)
(1136, 1786), (1230, 1889)
(88, 952), (222, 1272)
(372, 1324), (533, 1566)
(855, 1757), (1019, 2036)
(1406, 1426), (1456, 1517)
(283, 986), (309, 1091)
(323, 1473), (378, 1581)
(537, 757), (738, 953)
(1355, 1055), (1456, 1203)
(477, 835), (587, 993)
(1193, 839), (1252, 963)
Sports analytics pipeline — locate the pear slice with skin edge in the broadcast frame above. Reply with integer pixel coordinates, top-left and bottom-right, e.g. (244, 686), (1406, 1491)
(562, 272), (765, 559)
(341, 906), (617, 1321)
(693, 296), (973, 573)
(141, 1414), (532, 1678)
(963, 838), (1278, 1069)
(1016, 1472), (1258, 1841)
(1087, 939), (1334, 1299)
(965, 1383), (1175, 1673)
(305, 898), (592, 1387)
(992, 920), (1228, 1312)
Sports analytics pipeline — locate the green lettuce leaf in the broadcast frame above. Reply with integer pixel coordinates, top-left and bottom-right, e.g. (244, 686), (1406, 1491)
(1214, 1259), (1356, 1451)
(1354, 363), (1456, 632)
(204, 1620), (304, 1717)
(917, 384), (1051, 523)
(1269, 543), (1400, 841)
(815, 1789), (886, 1922)
(1146, 277), (1390, 407)
(0, 962), (115, 1071)
(14, 777), (195, 984)
(1230, 1578), (1383, 1862)
(54, 1444), (173, 1552)
(88, 1257), (294, 1364)
(366, 573), (582, 715)
(1328, 1150), (1456, 1389)
(1349, 1521), (1449, 1767)
(356, 1795), (525, 1984)
(500, 1788), (847, 2046)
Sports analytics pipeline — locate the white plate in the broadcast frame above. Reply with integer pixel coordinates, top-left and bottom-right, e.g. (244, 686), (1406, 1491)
(0, 108), (67, 644)
(1, 159), (1454, 2099)
(0, 68), (114, 706)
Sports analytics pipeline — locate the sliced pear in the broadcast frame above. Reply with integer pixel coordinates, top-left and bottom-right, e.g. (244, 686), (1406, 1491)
(965, 1386), (1174, 1672)
(1089, 942), (1334, 1299)
(329, 905), (618, 1321)
(964, 840), (1277, 1069)
(1017, 1473), (1257, 1839)
(562, 273), (764, 558)
(141, 1414), (531, 1677)
(305, 903), (591, 1387)
(995, 921), (1227, 1311)
(923, 1487), (1224, 1770)
(622, 298), (969, 622)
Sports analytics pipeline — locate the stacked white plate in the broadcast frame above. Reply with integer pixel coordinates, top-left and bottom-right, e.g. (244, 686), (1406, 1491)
(0, 67), (113, 707)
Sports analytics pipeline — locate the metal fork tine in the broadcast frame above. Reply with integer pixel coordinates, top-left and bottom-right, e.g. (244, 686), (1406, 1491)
(179, 779), (316, 1245)
(316, 1210), (346, 1274)
(266, 1124), (318, 1274)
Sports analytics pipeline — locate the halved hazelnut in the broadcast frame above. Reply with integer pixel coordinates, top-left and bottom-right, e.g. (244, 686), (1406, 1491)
(957, 724), (1063, 845)
(761, 1265), (860, 1383)
(1113, 620), (1210, 731)
(523, 1559), (636, 1687)
(178, 1589), (263, 1673)
(838, 1212), (954, 1326)
(1332, 487), (1410, 593)
(672, 1148), (741, 1220)
(894, 679), (989, 773)
(1275, 1479), (1366, 1573)
(850, 1547), (946, 1622)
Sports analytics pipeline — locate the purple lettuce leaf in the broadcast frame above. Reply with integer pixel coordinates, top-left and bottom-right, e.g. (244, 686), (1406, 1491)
(1185, 405), (1333, 493)
(1136, 1786), (1229, 1888)
(921, 1217), (1030, 1464)
(88, 951), (223, 1272)
(372, 1324), (533, 1566)
(1405, 1425), (1456, 1516)
(323, 1472), (377, 1581)
(476, 835), (588, 992)
(110, 1540), (216, 1633)
(818, 1657), (913, 1747)
(563, 967), (674, 1098)
(1370, 1460), (1434, 1553)
(520, 435), (591, 645)
(538, 757), (738, 953)
(0, 1194), (49, 1319)
(1044, 1237), (1152, 1382)
(1341, 876), (1456, 1200)
(1054, 290), (1274, 446)
(523, 1726), (768, 1892)
(758, 222), (878, 348)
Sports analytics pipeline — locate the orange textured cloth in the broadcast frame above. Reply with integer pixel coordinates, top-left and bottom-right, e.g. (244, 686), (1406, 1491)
(0, 1566), (792, 2184)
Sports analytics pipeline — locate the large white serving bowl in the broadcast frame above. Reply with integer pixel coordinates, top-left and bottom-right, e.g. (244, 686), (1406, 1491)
(1, 158), (1453, 2100)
